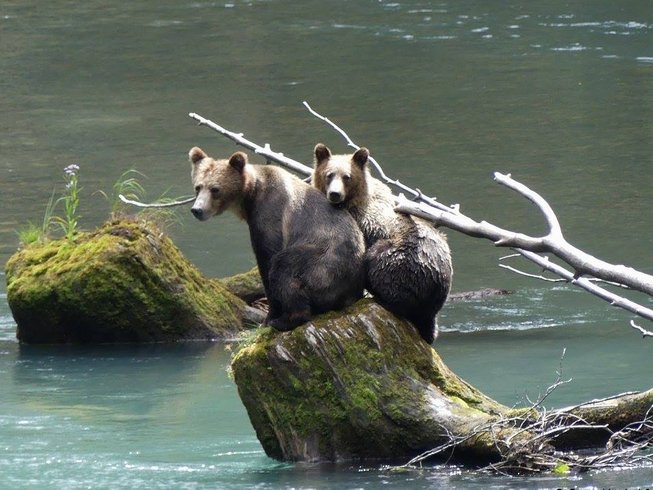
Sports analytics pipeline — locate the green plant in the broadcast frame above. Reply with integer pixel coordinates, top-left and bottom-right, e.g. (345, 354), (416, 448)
(109, 169), (147, 215)
(16, 188), (58, 245)
(105, 170), (183, 229)
(53, 164), (81, 241)
(16, 222), (42, 246)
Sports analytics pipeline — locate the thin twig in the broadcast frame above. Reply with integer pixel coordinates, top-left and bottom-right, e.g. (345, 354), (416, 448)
(631, 320), (653, 337)
(118, 194), (195, 208)
(498, 255), (632, 289)
(302, 101), (454, 214)
(498, 263), (566, 283)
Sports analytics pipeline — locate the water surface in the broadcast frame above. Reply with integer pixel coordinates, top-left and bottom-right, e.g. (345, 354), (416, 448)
(2, 1), (653, 487)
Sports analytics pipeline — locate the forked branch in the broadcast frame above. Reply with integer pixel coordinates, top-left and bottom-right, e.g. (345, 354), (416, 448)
(185, 108), (653, 331)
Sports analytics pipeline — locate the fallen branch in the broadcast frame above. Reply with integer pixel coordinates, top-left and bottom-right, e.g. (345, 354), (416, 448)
(398, 199), (653, 323)
(188, 112), (313, 176)
(498, 254), (631, 289)
(300, 104), (653, 329)
(401, 364), (653, 475)
(395, 176), (653, 296)
(188, 108), (653, 331)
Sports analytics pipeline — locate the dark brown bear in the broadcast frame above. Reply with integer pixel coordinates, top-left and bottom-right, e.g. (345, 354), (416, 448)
(188, 147), (365, 331)
(312, 144), (452, 344)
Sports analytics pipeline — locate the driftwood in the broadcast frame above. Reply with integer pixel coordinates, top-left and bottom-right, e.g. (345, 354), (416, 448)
(184, 107), (653, 336)
(401, 349), (653, 474)
(396, 184), (653, 327)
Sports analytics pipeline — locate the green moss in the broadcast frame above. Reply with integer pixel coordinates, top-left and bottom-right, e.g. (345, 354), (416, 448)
(231, 300), (515, 462)
(5, 217), (248, 343)
(219, 267), (264, 303)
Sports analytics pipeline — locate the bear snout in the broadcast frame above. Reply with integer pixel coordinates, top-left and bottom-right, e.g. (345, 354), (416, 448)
(191, 207), (206, 221)
(328, 191), (344, 203)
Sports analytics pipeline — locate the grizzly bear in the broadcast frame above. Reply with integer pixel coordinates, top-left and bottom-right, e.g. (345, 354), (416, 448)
(312, 144), (452, 343)
(188, 147), (365, 331)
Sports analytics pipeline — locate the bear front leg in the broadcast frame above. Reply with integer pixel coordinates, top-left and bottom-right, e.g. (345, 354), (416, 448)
(267, 309), (311, 332)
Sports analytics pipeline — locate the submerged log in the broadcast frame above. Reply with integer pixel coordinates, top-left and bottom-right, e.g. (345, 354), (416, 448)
(5, 217), (254, 343)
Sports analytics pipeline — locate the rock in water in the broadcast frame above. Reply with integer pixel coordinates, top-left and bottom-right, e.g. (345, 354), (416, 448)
(231, 300), (509, 462)
(5, 218), (248, 343)
(218, 266), (265, 304)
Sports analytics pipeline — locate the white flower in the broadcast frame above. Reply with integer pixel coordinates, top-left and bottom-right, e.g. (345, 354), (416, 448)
(64, 164), (80, 176)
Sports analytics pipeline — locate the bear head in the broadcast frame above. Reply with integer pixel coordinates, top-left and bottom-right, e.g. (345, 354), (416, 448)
(312, 143), (370, 207)
(188, 147), (249, 221)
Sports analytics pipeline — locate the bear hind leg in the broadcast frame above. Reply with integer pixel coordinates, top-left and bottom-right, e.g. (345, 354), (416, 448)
(407, 310), (439, 345)
(267, 251), (313, 332)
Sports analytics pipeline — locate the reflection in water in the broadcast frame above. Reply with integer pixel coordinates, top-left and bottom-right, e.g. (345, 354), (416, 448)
(12, 343), (215, 421)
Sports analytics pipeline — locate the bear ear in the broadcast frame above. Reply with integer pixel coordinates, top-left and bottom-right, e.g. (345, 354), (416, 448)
(228, 152), (248, 172)
(314, 143), (331, 165)
(189, 147), (207, 164)
(352, 147), (369, 168)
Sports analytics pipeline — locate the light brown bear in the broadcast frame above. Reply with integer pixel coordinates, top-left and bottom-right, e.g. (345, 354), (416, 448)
(188, 147), (365, 331)
(312, 144), (452, 344)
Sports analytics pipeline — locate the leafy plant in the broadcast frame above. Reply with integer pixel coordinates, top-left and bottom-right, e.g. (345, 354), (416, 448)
(52, 164), (81, 241)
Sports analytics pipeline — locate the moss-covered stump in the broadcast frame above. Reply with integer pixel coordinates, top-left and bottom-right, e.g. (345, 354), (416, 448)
(5, 218), (249, 344)
(231, 300), (513, 463)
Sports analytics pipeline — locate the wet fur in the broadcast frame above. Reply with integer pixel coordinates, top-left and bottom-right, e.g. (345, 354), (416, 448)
(313, 144), (453, 343)
(189, 147), (365, 331)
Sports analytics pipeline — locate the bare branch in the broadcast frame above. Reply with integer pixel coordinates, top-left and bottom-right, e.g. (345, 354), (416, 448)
(515, 248), (653, 323)
(187, 109), (653, 332)
(498, 263), (566, 283)
(118, 194), (195, 208)
(188, 112), (313, 176)
(302, 102), (454, 214)
(499, 255), (632, 288)
(494, 172), (562, 238)
(396, 182), (653, 297)
(631, 320), (653, 337)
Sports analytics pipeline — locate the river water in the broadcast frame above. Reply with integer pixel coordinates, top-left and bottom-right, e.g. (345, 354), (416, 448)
(2, 1), (653, 488)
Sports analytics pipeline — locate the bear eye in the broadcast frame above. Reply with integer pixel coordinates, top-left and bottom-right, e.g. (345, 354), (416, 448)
(210, 187), (220, 198)
(326, 172), (335, 182)
(342, 174), (351, 182)
(194, 185), (201, 195)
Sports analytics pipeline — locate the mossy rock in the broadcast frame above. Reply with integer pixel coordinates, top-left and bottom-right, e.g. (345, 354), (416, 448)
(231, 300), (510, 463)
(219, 266), (264, 303)
(5, 218), (249, 344)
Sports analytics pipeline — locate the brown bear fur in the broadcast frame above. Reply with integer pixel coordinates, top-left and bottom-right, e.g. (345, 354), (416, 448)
(312, 144), (453, 343)
(188, 147), (365, 331)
